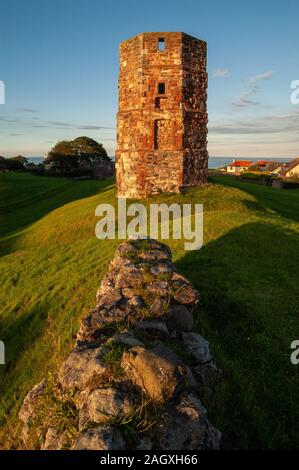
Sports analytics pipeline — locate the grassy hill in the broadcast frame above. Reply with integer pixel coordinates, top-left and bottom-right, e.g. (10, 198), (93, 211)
(0, 172), (299, 449)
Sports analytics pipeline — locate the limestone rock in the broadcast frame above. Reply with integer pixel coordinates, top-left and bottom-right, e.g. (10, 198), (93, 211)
(139, 248), (171, 262)
(112, 331), (144, 347)
(171, 271), (191, 283)
(135, 436), (153, 450)
(182, 333), (211, 364)
(147, 280), (170, 296)
(41, 427), (69, 450)
(167, 305), (193, 332)
(150, 262), (174, 276)
(19, 379), (46, 444)
(135, 320), (169, 337)
(115, 267), (143, 289)
(157, 392), (221, 450)
(97, 289), (123, 309)
(128, 295), (144, 306)
(58, 347), (107, 392)
(116, 241), (138, 260)
(121, 343), (191, 402)
(172, 283), (199, 305)
(19, 379), (46, 424)
(79, 388), (132, 430)
(71, 425), (126, 450)
(149, 297), (169, 317)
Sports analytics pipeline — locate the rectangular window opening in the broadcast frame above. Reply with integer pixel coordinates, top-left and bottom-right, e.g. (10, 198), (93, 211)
(158, 38), (165, 51)
(158, 82), (165, 94)
(155, 97), (160, 108)
(154, 120), (159, 150)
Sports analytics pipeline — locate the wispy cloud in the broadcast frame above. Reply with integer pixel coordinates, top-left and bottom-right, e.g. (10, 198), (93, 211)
(0, 113), (115, 131)
(232, 93), (260, 109)
(16, 108), (39, 113)
(213, 68), (230, 78)
(232, 90), (260, 108)
(0, 116), (20, 123)
(210, 108), (299, 135)
(232, 70), (274, 109)
(247, 71), (274, 85)
(45, 120), (115, 130)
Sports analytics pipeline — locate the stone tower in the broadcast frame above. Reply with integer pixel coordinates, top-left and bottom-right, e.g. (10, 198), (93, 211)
(116, 32), (208, 199)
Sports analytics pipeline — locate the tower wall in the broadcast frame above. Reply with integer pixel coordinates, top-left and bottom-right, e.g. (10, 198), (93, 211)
(116, 32), (208, 199)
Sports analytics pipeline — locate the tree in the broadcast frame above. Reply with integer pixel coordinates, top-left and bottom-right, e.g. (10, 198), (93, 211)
(5, 158), (24, 171)
(45, 140), (77, 174)
(0, 156), (7, 169)
(11, 155), (28, 165)
(71, 136), (109, 163)
(45, 137), (110, 174)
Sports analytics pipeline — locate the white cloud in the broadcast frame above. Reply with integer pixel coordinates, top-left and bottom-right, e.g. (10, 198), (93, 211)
(232, 71), (274, 109)
(247, 71), (274, 85)
(212, 68), (230, 78)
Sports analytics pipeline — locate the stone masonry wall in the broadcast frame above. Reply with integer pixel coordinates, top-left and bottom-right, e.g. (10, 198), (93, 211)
(116, 32), (208, 199)
(19, 239), (221, 450)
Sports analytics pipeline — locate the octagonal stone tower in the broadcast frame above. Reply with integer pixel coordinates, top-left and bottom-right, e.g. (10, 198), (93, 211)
(116, 32), (208, 199)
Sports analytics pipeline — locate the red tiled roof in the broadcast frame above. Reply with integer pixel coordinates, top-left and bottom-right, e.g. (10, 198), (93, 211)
(228, 160), (253, 168)
(256, 160), (268, 166)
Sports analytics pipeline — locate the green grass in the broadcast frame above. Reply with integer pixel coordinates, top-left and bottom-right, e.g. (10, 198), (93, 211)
(0, 172), (299, 449)
(29, 372), (78, 450)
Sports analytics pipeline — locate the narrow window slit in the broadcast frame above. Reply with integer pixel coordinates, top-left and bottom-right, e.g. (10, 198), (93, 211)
(158, 38), (165, 51)
(158, 82), (165, 94)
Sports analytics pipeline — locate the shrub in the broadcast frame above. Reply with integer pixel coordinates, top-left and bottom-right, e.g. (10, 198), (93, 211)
(241, 172), (264, 180)
(241, 172), (273, 186)
(280, 179), (299, 189)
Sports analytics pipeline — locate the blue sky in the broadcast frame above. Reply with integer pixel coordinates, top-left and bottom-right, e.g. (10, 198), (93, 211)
(0, 0), (298, 157)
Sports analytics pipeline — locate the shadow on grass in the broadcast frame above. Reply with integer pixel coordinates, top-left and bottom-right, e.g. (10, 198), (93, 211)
(0, 302), (50, 377)
(1, 176), (115, 236)
(176, 221), (299, 449)
(210, 175), (299, 223)
(0, 301), (50, 425)
(0, 176), (115, 257)
(0, 294), (78, 432)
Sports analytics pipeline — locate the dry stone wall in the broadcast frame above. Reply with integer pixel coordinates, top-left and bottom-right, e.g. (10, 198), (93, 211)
(19, 239), (221, 450)
(116, 32), (208, 199)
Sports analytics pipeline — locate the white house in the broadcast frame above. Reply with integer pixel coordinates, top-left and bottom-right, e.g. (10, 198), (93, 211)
(279, 158), (299, 178)
(226, 160), (253, 173)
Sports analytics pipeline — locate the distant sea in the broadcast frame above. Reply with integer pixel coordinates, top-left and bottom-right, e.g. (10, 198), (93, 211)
(27, 156), (292, 169)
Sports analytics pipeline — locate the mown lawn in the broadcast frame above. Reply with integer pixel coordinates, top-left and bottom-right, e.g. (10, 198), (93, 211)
(0, 172), (298, 449)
